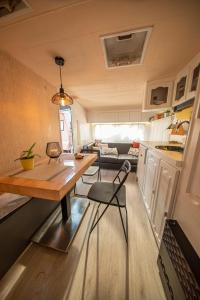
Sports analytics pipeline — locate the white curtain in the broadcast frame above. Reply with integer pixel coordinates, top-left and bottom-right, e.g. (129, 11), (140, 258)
(93, 124), (148, 142)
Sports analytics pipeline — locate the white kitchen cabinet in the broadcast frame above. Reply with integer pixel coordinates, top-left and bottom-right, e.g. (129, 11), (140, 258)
(172, 65), (189, 106)
(137, 144), (147, 193)
(151, 160), (179, 245)
(143, 79), (173, 111)
(187, 52), (200, 100)
(143, 150), (159, 218)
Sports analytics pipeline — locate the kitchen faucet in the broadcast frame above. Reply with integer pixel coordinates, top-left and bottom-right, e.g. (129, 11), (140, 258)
(177, 120), (190, 129)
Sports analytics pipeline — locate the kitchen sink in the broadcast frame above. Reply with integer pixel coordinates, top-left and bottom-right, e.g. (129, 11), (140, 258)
(155, 145), (184, 152)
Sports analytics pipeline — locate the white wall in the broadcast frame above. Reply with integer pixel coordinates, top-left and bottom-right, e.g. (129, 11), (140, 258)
(71, 101), (92, 152)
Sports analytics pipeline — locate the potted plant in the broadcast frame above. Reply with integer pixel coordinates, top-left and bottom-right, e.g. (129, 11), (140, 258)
(15, 143), (40, 170)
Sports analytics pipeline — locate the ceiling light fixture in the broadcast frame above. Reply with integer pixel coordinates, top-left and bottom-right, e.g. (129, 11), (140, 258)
(51, 56), (73, 106)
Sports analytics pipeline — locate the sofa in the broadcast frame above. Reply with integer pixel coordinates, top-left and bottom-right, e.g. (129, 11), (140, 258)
(82, 142), (138, 172)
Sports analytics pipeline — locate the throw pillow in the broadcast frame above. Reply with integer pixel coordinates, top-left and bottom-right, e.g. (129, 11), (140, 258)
(128, 147), (139, 156)
(94, 139), (102, 146)
(132, 141), (140, 148)
(101, 147), (118, 156)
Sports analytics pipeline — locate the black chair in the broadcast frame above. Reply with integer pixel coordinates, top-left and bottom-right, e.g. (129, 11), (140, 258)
(74, 151), (101, 196)
(87, 160), (131, 243)
(81, 150), (101, 184)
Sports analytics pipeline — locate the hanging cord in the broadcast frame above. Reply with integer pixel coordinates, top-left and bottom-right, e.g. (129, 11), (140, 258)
(59, 65), (63, 89)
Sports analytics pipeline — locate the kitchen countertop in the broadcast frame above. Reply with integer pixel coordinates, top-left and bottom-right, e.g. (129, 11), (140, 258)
(140, 141), (184, 168)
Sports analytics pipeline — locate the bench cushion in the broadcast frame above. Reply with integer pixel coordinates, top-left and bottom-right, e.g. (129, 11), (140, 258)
(100, 155), (119, 164)
(118, 154), (138, 164)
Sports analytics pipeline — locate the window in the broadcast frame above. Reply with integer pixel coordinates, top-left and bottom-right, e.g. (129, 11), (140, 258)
(59, 107), (73, 152)
(93, 124), (148, 142)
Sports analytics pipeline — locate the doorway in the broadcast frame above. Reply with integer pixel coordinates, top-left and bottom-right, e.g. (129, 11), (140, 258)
(59, 107), (73, 153)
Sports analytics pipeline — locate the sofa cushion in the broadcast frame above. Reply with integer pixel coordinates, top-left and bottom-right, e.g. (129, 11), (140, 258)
(118, 154), (138, 164)
(94, 139), (102, 146)
(107, 143), (131, 154)
(128, 147), (139, 156)
(100, 155), (119, 164)
(101, 147), (118, 156)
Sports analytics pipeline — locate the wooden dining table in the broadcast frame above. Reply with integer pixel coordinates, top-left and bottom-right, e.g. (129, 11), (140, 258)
(0, 153), (97, 252)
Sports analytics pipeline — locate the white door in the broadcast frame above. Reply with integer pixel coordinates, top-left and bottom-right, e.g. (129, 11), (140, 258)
(151, 160), (179, 245)
(143, 151), (159, 217)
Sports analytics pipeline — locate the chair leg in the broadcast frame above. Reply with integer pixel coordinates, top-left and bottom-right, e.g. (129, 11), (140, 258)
(97, 168), (101, 182)
(90, 203), (101, 233)
(73, 181), (88, 198)
(125, 205), (128, 244)
(90, 200), (113, 233)
(115, 196), (128, 243)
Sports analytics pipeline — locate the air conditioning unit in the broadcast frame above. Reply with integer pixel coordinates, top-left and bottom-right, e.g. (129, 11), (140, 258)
(101, 27), (152, 68)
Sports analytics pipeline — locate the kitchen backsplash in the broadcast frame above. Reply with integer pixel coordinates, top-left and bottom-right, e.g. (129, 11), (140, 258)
(149, 106), (193, 143)
(149, 116), (172, 142)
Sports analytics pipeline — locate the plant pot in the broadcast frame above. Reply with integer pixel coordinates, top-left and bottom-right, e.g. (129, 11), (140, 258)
(20, 158), (34, 170)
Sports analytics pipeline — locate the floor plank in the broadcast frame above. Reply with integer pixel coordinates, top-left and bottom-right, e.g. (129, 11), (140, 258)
(0, 170), (166, 300)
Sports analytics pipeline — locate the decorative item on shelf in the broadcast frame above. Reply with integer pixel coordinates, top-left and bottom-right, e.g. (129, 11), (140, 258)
(51, 56), (73, 106)
(149, 110), (173, 122)
(46, 142), (62, 164)
(15, 143), (40, 170)
(163, 110), (171, 118)
(74, 153), (84, 160)
(149, 116), (154, 122)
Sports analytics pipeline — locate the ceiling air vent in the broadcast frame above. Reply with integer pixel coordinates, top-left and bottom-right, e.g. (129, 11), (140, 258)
(101, 27), (152, 68)
(0, 0), (30, 18)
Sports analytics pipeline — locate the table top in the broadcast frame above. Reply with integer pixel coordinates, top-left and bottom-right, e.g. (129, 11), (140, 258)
(0, 154), (97, 201)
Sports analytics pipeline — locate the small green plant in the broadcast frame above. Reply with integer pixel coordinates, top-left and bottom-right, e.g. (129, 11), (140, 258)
(15, 143), (41, 161)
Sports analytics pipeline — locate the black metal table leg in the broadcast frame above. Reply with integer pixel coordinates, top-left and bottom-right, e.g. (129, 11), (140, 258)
(61, 193), (71, 220)
(32, 192), (90, 252)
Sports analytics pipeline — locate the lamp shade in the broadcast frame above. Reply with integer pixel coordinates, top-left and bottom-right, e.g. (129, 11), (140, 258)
(51, 87), (73, 106)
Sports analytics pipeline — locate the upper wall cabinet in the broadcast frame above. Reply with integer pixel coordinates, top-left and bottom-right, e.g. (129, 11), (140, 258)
(172, 65), (189, 106)
(187, 52), (200, 100)
(143, 79), (173, 111)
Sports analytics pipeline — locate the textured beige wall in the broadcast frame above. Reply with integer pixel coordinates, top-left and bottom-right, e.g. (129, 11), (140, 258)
(0, 51), (60, 173)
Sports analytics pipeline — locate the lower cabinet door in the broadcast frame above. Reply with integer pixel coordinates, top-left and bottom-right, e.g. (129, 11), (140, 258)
(143, 151), (159, 217)
(151, 160), (179, 245)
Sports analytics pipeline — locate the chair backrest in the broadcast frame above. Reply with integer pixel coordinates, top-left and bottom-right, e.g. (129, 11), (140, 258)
(107, 160), (131, 203)
(113, 160), (131, 187)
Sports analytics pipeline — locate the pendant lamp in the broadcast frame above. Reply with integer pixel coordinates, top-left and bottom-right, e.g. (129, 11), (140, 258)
(51, 56), (73, 106)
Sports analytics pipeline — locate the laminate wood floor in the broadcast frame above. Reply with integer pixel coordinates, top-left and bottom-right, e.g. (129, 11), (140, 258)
(0, 170), (166, 300)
